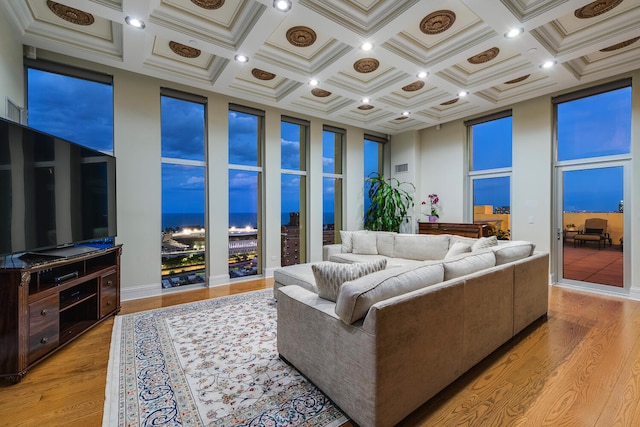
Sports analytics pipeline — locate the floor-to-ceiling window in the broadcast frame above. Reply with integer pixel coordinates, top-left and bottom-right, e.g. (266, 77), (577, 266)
(364, 135), (384, 220)
(322, 126), (344, 244)
(160, 89), (207, 288)
(228, 105), (263, 278)
(466, 111), (512, 240)
(26, 61), (113, 153)
(281, 116), (308, 266)
(554, 80), (631, 289)
(160, 89), (206, 288)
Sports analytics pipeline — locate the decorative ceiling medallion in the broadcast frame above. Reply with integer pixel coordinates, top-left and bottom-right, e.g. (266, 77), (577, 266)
(169, 41), (201, 58)
(575, 0), (622, 18)
(251, 68), (276, 80)
(420, 10), (456, 35)
(402, 81), (425, 92)
(190, 0), (225, 9)
(440, 98), (459, 105)
(504, 74), (530, 84)
(353, 58), (379, 73)
(358, 105), (374, 110)
(311, 88), (331, 97)
(46, 1), (94, 26)
(600, 37), (640, 52)
(467, 47), (500, 64)
(286, 26), (317, 47)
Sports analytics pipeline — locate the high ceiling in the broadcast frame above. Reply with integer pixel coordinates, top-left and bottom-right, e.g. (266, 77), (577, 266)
(2, 0), (640, 135)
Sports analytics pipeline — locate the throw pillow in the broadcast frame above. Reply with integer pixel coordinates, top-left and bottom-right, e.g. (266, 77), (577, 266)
(339, 230), (367, 253)
(471, 236), (498, 252)
(352, 232), (378, 255)
(445, 241), (471, 259)
(312, 259), (387, 302)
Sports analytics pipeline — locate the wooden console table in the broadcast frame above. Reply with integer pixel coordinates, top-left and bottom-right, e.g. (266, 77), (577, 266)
(418, 222), (491, 238)
(0, 245), (122, 384)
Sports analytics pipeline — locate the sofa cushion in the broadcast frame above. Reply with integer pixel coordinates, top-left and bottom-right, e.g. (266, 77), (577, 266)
(274, 262), (320, 293)
(312, 259), (387, 302)
(471, 236), (498, 252)
(445, 241), (472, 259)
(448, 235), (479, 248)
(443, 251), (496, 281)
(329, 253), (388, 264)
(375, 232), (396, 257)
(335, 262), (445, 324)
(393, 234), (450, 261)
(352, 232), (378, 255)
(491, 241), (535, 265)
(340, 230), (367, 253)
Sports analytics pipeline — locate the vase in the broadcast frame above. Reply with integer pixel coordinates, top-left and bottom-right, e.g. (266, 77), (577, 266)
(428, 215), (438, 222)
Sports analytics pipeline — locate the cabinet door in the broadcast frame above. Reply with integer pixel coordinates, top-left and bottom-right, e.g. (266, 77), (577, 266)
(29, 295), (60, 364)
(100, 272), (118, 317)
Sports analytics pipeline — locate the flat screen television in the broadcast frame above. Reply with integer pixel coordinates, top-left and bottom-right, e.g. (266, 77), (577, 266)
(0, 117), (117, 258)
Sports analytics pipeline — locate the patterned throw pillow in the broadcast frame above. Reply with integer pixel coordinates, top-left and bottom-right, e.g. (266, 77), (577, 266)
(312, 259), (387, 302)
(471, 236), (498, 252)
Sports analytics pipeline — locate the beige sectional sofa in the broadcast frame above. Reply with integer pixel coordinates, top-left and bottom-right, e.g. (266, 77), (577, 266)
(275, 231), (549, 427)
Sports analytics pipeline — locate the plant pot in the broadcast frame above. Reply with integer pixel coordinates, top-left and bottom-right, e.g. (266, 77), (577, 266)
(428, 215), (438, 222)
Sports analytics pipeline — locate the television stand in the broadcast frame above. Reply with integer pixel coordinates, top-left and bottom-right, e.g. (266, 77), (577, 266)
(0, 245), (122, 384)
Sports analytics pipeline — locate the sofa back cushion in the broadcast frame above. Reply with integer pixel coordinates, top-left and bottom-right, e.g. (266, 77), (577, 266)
(443, 251), (496, 281)
(336, 262), (445, 324)
(393, 234), (450, 261)
(312, 259), (387, 302)
(491, 241), (535, 265)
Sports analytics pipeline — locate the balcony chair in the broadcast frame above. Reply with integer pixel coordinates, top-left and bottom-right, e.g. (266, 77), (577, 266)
(573, 218), (612, 249)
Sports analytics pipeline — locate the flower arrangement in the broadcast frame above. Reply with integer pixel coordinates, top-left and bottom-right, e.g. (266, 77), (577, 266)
(422, 193), (440, 219)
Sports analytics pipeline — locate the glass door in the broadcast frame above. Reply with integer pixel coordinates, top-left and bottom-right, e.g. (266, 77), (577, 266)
(556, 164), (625, 289)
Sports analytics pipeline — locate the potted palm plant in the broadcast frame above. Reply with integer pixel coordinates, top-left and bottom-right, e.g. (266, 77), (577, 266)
(364, 173), (415, 232)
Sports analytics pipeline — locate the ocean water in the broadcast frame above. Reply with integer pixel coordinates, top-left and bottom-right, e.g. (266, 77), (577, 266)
(163, 212), (335, 230)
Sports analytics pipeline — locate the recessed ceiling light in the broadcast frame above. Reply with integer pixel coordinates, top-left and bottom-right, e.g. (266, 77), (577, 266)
(417, 71), (428, 79)
(125, 16), (145, 29)
(402, 111), (410, 116)
(504, 27), (524, 38)
(540, 60), (556, 69)
(309, 79), (319, 86)
(234, 54), (249, 63)
(361, 42), (374, 51)
(458, 90), (469, 97)
(273, 0), (292, 12)
(362, 97), (370, 104)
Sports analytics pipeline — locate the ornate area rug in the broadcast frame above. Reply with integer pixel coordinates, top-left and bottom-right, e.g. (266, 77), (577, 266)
(103, 289), (347, 427)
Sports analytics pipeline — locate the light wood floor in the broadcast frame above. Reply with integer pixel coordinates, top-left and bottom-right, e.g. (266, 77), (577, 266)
(2, 279), (640, 426)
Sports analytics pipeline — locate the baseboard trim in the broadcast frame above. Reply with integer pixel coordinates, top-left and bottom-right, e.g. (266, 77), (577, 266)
(263, 267), (278, 278)
(121, 283), (162, 301)
(629, 288), (640, 301)
(208, 273), (230, 287)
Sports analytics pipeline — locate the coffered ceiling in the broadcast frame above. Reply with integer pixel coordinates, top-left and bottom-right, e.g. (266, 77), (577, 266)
(2, 0), (640, 135)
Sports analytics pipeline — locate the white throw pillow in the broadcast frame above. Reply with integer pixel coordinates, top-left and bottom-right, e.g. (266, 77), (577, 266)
(311, 259), (387, 302)
(352, 232), (378, 255)
(340, 230), (368, 253)
(445, 241), (471, 259)
(471, 236), (498, 252)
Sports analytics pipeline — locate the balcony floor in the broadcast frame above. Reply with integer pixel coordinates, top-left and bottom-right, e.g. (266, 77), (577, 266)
(562, 243), (623, 287)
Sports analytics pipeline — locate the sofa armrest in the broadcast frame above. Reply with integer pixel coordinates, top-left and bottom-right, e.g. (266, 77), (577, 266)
(322, 244), (342, 261)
